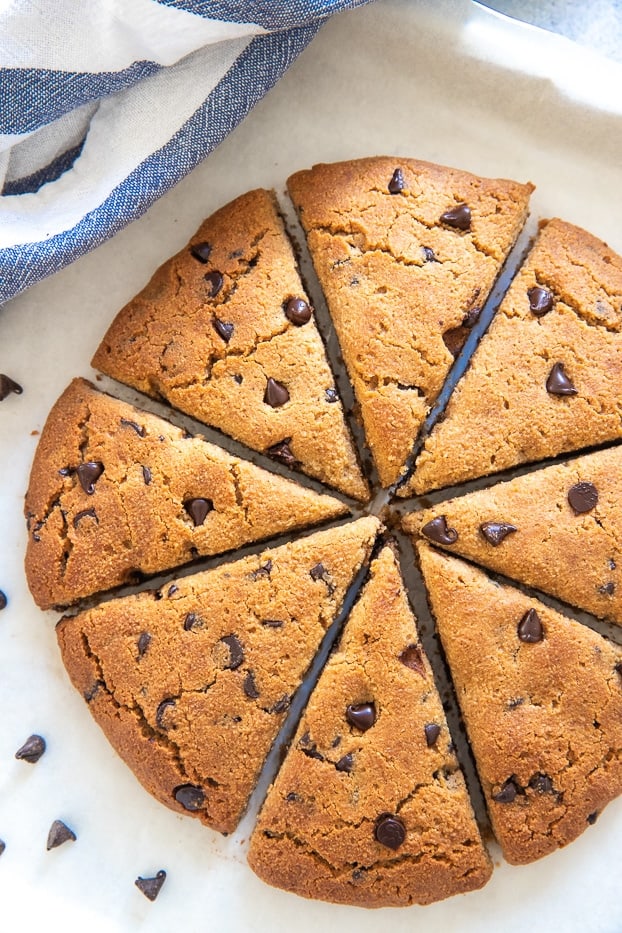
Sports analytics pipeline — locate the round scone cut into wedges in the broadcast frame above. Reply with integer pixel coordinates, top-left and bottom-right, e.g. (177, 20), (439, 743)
(288, 157), (533, 488)
(56, 517), (380, 835)
(248, 546), (492, 907)
(92, 189), (368, 501)
(417, 542), (622, 865)
(24, 378), (349, 609)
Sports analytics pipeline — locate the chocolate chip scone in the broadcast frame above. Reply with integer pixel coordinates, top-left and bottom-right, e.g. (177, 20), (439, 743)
(417, 542), (622, 865)
(25, 378), (349, 609)
(288, 157), (533, 487)
(402, 445), (622, 625)
(56, 517), (380, 834)
(92, 189), (368, 501)
(403, 218), (622, 495)
(248, 546), (492, 906)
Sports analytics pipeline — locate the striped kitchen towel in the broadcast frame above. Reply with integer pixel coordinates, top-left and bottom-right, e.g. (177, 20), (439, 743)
(0, 0), (372, 306)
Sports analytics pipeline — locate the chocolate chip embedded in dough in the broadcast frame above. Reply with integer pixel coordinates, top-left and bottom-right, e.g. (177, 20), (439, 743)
(142, 465), (152, 485)
(346, 702), (376, 732)
(77, 461), (104, 495)
(399, 645), (425, 676)
(492, 779), (518, 804)
(221, 634), (244, 670)
(204, 271), (224, 297)
(266, 438), (297, 467)
(264, 378), (290, 408)
(424, 723), (441, 747)
(184, 497), (213, 526)
(135, 869), (167, 902)
(155, 698), (176, 730)
(325, 388), (339, 403)
(388, 167), (405, 194)
(598, 582), (615, 596)
(517, 608), (544, 643)
(284, 297), (312, 325)
(335, 753), (354, 773)
(480, 521), (518, 546)
(244, 670), (260, 699)
(174, 784), (205, 811)
(137, 632), (152, 658)
(212, 318), (234, 342)
(546, 362), (577, 396)
(120, 418), (145, 437)
(422, 246), (437, 262)
(568, 481), (598, 514)
(421, 515), (458, 545)
(190, 241), (212, 263)
(374, 814), (406, 850)
(527, 285), (554, 316)
(440, 203), (471, 231)
(73, 508), (98, 529)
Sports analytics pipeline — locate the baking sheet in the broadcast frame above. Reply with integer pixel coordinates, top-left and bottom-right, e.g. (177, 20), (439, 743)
(2, 1), (622, 930)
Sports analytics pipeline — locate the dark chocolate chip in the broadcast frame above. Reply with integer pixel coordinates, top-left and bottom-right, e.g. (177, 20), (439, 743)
(374, 814), (406, 850)
(261, 619), (283, 628)
(142, 465), (152, 485)
(46, 820), (76, 849)
(346, 702), (376, 732)
(266, 438), (297, 467)
(251, 560), (272, 580)
(0, 590), (7, 610)
(212, 317), (234, 342)
(183, 612), (199, 631)
(568, 481), (598, 514)
(587, 811), (599, 825)
(507, 697), (524, 710)
(168, 584), (178, 597)
(529, 773), (554, 794)
(332, 736), (342, 748)
(204, 271), (223, 297)
(84, 680), (104, 702)
(527, 285), (554, 316)
(440, 203), (471, 231)
(135, 869), (167, 902)
(233, 373), (243, 384)
(0, 839), (5, 856)
(325, 388), (339, 403)
(422, 246), (437, 262)
(309, 563), (335, 595)
(599, 582), (615, 596)
(269, 695), (290, 714)
(0, 374), (23, 400)
(120, 418), (145, 437)
(480, 521), (518, 546)
(492, 779), (518, 804)
(442, 324), (470, 358)
(388, 167), (404, 194)
(184, 497), (213, 526)
(424, 723), (441, 747)
(335, 753), (354, 773)
(77, 461), (104, 495)
(174, 784), (205, 811)
(221, 634), (244, 670)
(73, 508), (98, 529)
(58, 467), (74, 477)
(351, 868), (365, 882)
(190, 241), (212, 263)
(244, 670), (260, 699)
(399, 645), (425, 676)
(264, 378), (290, 408)
(421, 515), (458, 545)
(15, 734), (46, 763)
(518, 608), (544, 643)
(284, 297), (312, 325)
(546, 362), (577, 396)
(463, 306), (481, 328)
(137, 632), (152, 657)
(156, 699), (176, 730)
(301, 745), (324, 761)
(608, 558), (617, 571)
(286, 792), (301, 803)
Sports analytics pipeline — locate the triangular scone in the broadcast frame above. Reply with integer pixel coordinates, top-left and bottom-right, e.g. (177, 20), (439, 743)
(404, 219), (622, 495)
(92, 189), (367, 501)
(248, 546), (492, 907)
(288, 157), (533, 487)
(25, 378), (349, 609)
(56, 517), (380, 835)
(417, 542), (622, 865)
(402, 445), (622, 625)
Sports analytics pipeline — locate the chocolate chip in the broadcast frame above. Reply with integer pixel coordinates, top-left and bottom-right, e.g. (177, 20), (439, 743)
(332, 736), (342, 747)
(421, 515), (458, 545)
(424, 723), (441, 747)
(167, 584), (178, 597)
(507, 697), (524, 710)
(286, 792), (300, 803)
(463, 306), (481, 328)
(374, 814), (406, 850)
(608, 558), (617, 570)
(77, 461), (104, 495)
(518, 608), (544, 643)
(137, 632), (152, 657)
(184, 497), (213, 526)
(251, 559), (272, 580)
(568, 481), (598, 514)
(244, 670), (260, 699)
(212, 317), (234, 342)
(480, 521), (518, 546)
(15, 734), (46, 763)
(399, 645), (425, 675)
(440, 203), (471, 231)
(388, 168), (404, 194)
(269, 695), (290, 714)
(261, 619), (283, 628)
(184, 612), (203, 631)
(527, 285), (554, 316)
(325, 388), (339, 403)
(205, 271), (223, 297)
(233, 374), (243, 384)
(266, 438), (297, 467)
(156, 699), (176, 730)
(422, 246), (437, 262)
(221, 634), (244, 670)
(84, 680), (104, 702)
(46, 820), (76, 849)
(335, 753), (354, 773)
(587, 811), (599, 825)
(529, 773), (553, 794)
(135, 869), (167, 902)
(492, 779), (518, 804)
(264, 378), (290, 408)
(301, 745), (324, 761)
(0, 374), (23, 400)
(120, 418), (145, 437)
(142, 465), (152, 485)
(73, 508), (98, 529)
(0, 840), (5, 856)
(599, 582), (615, 596)
(0, 590), (7, 610)
(442, 324), (470, 358)
(546, 362), (577, 396)
(174, 784), (205, 811)
(190, 241), (212, 263)
(309, 563), (335, 595)
(284, 297), (312, 325)
(346, 702), (376, 732)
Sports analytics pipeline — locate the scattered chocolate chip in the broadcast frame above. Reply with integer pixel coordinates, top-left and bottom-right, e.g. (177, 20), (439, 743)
(463, 306), (481, 328)
(332, 736), (342, 748)
(399, 645), (425, 675)
(0, 590), (7, 611)
(233, 373), (243, 384)
(421, 515), (458, 545)
(184, 497), (213, 526)
(351, 868), (365, 882)
(266, 438), (297, 467)
(335, 753), (354, 773)
(142, 465), (152, 485)
(212, 317), (234, 342)
(527, 285), (554, 316)
(518, 608), (544, 643)
(442, 324), (470, 358)
(73, 508), (98, 529)
(251, 560), (272, 580)
(492, 779), (518, 804)
(190, 241), (212, 263)
(221, 634), (244, 670)
(507, 697), (524, 710)
(529, 773), (553, 794)
(346, 702), (376, 732)
(58, 467), (74, 477)
(135, 869), (167, 902)
(424, 723), (441, 747)
(440, 203), (471, 231)
(156, 699), (176, 730)
(167, 584), (178, 597)
(46, 820), (76, 850)
(120, 418), (145, 437)
(183, 612), (201, 631)
(269, 695), (290, 714)
(301, 745), (324, 761)
(608, 558), (616, 570)
(586, 811), (599, 825)
(0, 840), (5, 856)
(422, 246), (437, 262)
(137, 632), (152, 657)
(84, 680), (104, 702)
(77, 461), (104, 495)
(374, 814), (406, 850)
(174, 784), (205, 811)
(264, 377), (290, 408)
(261, 619), (283, 628)
(599, 582), (615, 596)
(15, 734), (46, 763)
(480, 521), (518, 546)
(204, 271), (223, 297)
(0, 374), (23, 400)
(244, 670), (260, 699)
(286, 792), (300, 803)
(325, 388), (339, 403)
(568, 481), (598, 514)
(546, 362), (577, 396)
(309, 563), (335, 595)
(284, 297), (312, 325)
(388, 167), (404, 194)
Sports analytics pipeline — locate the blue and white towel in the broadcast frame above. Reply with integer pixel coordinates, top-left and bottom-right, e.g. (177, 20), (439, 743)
(0, 1), (371, 306)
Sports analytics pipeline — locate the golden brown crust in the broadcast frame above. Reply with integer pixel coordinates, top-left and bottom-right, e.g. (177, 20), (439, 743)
(92, 189), (368, 501)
